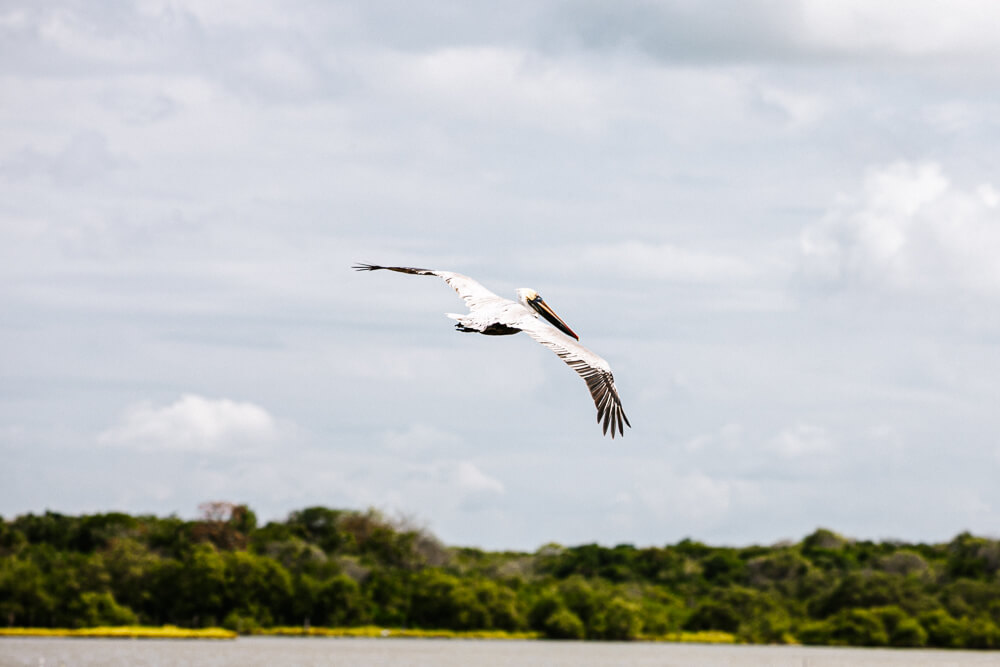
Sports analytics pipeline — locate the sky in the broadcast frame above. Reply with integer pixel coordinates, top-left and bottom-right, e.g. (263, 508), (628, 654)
(3, 0), (1000, 551)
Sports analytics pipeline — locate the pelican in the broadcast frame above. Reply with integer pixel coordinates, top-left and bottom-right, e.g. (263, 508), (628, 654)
(353, 263), (630, 437)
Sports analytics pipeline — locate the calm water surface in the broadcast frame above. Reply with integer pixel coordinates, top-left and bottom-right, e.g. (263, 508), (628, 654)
(0, 637), (995, 667)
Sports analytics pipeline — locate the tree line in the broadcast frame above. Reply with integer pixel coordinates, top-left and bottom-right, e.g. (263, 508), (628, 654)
(2, 502), (1000, 648)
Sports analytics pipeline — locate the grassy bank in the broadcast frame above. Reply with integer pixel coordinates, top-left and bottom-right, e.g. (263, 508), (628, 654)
(247, 625), (736, 643)
(0, 626), (236, 639)
(255, 625), (541, 639)
(0, 625), (735, 643)
(645, 630), (739, 644)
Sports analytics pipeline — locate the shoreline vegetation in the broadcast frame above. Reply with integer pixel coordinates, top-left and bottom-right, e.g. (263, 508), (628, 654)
(2, 503), (999, 649)
(0, 625), (735, 643)
(0, 625), (236, 639)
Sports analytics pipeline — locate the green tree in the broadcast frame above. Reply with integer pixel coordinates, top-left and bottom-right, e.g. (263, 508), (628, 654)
(157, 543), (227, 626)
(801, 529), (855, 570)
(528, 590), (563, 632)
(799, 609), (891, 647)
(940, 579), (1000, 620)
(919, 609), (966, 648)
(286, 507), (345, 553)
(872, 605), (927, 647)
(408, 570), (492, 630)
(810, 571), (932, 617)
(472, 579), (523, 630)
(631, 546), (686, 584)
(701, 551), (745, 585)
(602, 597), (643, 640)
(542, 607), (585, 639)
(946, 533), (1000, 579)
(364, 567), (412, 626)
(964, 617), (1000, 649)
(684, 599), (740, 633)
(0, 556), (54, 626)
(558, 576), (605, 636)
(223, 550), (293, 626)
(746, 550), (812, 589)
(684, 586), (790, 642)
(69, 591), (137, 627)
(316, 573), (368, 626)
(102, 538), (160, 620)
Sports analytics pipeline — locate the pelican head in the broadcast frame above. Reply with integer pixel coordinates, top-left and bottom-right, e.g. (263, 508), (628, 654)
(516, 288), (579, 340)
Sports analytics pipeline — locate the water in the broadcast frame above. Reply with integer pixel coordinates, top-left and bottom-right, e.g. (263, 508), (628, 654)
(0, 637), (995, 667)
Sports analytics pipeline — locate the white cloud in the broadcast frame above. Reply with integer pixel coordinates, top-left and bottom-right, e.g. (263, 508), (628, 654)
(676, 422), (845, 484)
(923, 101), (981, 135)
(978, 184), (999, 208)
(766, 423), (836, 459)
(868, 424), (905, 461)
(800, 161), (1000, 295)
(557, 0), (1000, 66)
(98, 394), (278, 451)
(756, 85), (826, 129)
(683, 423), (744, 453)
(1, 131), (122, 187)
(248, 48), (317, 89)
(452, 461), (505, 495)
(37, 8), (132, 62)
(136, 0), (295, 30)
(634, 470), (746, 523)
(378, 46), (607, 135)
(337, 457), (506, 520)
(800, 1), (1000, 57)
(381, 423), (461, 455)
(549, 241), (753, 284)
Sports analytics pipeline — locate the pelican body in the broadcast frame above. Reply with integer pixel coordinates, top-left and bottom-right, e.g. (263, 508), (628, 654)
(353, 263), (630, 438)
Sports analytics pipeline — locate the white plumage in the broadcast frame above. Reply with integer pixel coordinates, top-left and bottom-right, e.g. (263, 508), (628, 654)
(354, 263), (630, 438)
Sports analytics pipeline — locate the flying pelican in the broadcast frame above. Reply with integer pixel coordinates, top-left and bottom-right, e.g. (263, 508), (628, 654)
(353, 263), (630, 437)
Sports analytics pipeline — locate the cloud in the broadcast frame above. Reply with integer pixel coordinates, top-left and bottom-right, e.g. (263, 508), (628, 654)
(800, 161), (1000, 296)
(684, 423), (744, 453)
(0, 131), (121, 186)
(550, 1), (796, 62)
(542, 241), (753, 284)
(557, 0), (1000, 63)
(799, 1), (1000, 59)
(620, 463), (766, 532)
(381, 423), (462, 455)
(452, 460), (505, 495)
(403, 460), (506, 513)
(340, 457), (506, 518)
(754, 85), (827, 129)
(766, 423), (836, 459)
(637, 471), (735, 520)
(678, 422), (841, 482)
(100, 88), (178, 125)
(98, 394), (279, 451)
(386, 47), (599, 130)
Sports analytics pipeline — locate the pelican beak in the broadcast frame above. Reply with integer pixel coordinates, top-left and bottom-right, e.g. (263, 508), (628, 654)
(529, 296), (579, 340)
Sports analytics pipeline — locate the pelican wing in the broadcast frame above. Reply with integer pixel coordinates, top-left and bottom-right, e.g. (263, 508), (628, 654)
(514, 314), (631, 438)
(353, 263), (502, 311)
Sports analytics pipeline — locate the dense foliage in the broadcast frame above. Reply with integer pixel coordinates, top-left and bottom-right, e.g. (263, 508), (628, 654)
(2, 503), (1000, 648)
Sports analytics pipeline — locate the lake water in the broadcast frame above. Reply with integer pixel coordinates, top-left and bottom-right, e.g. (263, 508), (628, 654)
(0, 637), (995, 667)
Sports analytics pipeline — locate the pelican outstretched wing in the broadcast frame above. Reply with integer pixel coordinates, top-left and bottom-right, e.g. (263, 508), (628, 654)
(514, 314), (631, 438)
(352, 263), (502, 311)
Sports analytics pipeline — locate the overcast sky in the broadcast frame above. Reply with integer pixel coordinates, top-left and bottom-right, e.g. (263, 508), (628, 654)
(3, 0), (1000, 550)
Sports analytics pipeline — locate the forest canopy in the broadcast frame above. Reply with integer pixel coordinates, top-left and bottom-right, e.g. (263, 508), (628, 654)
(2, 502), (1000, 648)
